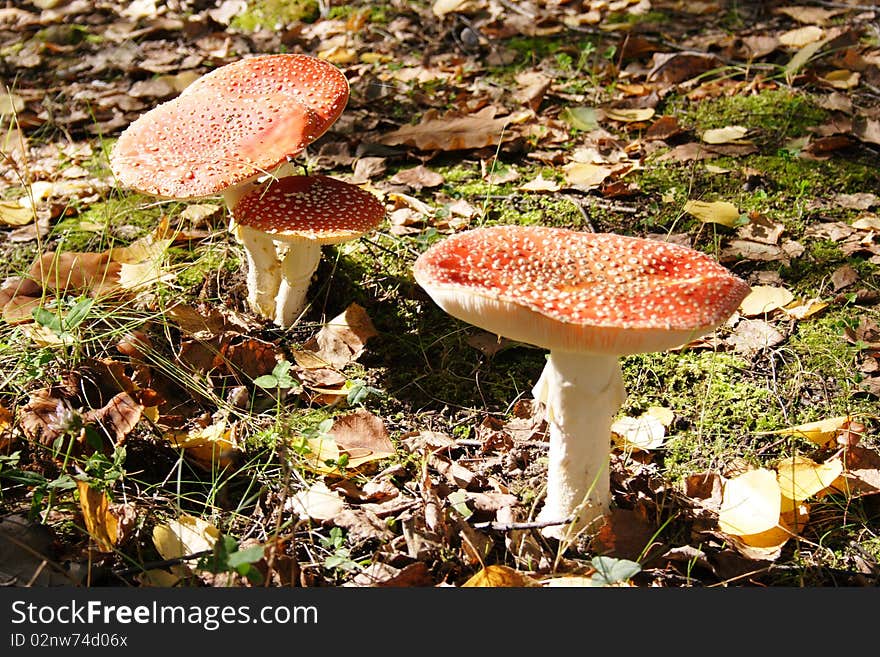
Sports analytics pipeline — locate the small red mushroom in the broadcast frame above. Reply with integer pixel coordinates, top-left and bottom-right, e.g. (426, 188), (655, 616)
(413, 225), (751, 539)
(231, 175), (386, 327)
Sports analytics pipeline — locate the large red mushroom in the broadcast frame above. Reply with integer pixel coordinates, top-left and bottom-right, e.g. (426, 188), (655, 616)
(110, 54), (349, 209)
(413, 225), (751, 540)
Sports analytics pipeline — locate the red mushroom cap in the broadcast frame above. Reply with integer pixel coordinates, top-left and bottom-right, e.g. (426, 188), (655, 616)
(110, 93), (320, 200)
(232, 175), (386, 243)
(110, 54), (349, 200)
(413, 225), (751, 355)
(181, 54), (349, 137)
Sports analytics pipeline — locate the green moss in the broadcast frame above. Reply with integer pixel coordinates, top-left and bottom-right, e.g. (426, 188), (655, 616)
(230, 0), (320, 31)
(622, 350), (785, 478)
(50, 195), (167, 253)
(670, 88), (829, 147)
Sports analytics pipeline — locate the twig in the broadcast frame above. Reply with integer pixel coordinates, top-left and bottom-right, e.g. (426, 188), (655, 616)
(472, 517), (570, 532)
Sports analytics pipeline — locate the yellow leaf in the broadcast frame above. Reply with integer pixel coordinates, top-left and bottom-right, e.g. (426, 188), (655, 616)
(0, 201), (34, 227)
(776, 455), (844, 501)
(779, 25), (825, 48)
(645, 406), (675, 426)
(285, 482), (345, 521)
(611, 414), (666, 450)
(304, 436), (341, 474)
(152, 515), (219, 561)
(822, 69), (859, 90)
(77, 480), (118, 553)
(701, 125), (749, 144)
(782, 298), (829, 320)
(756, 415), (850, 446)
(718, 468), (781, 536)
(462, 565), (540, 587)
(604, 107), (655, 123)
(739, 285), (795, 316)
(735, 501), (809, 549)
(683, 200), (740, 227)
(563, 162), (612, 188)
(166, 421), (240, 471)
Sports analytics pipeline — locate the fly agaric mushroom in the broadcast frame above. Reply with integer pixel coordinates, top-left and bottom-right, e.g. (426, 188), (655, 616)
(231, 175), (385, 327)
(109, 53), (349, 208)
(413, 225), (750, 540)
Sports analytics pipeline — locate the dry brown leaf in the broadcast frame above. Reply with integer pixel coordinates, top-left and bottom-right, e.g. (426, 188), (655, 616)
(29, 251), (120, 296)
(378, 107), (517, 151)
(728, 318), (785, 354)
(83, 392), (142, 445)
(303, 303), (378, 369)
(328, 408), (395, 469)
(390, 165), (445, 189)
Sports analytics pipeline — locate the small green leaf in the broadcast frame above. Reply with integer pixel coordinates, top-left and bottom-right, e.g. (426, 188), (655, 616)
(589, 556), (641, 586)
(560, 106), (599, 131)
(253, 374), (278, 388)
(64, 298), (94, 330)
(227, 544), (266, 569)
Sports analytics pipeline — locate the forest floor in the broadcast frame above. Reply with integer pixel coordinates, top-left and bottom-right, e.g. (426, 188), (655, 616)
(1, 0), (879, 588)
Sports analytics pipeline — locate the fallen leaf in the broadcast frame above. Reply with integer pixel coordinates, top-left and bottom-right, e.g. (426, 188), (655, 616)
(563, 162), (613, 188)
(604, 107), (655, 123)
(718, 468), (781, 536)
(776, 455), (844, 501)
(739, 286), (795, 316)
(0, 201), (34, 227)
(518, 173), (561, 192)
(779, 25), (825, 48)
(611, 414), (666, 450)
(830, 264), (859, 291)
(728, 318), (784, 353)
(390, 165), (444, 189)
(76, 480), (134, 552)
(328, 409), (395, 469)
(303, 303), (378, 369)
(756, 416), (851, 446)
(152, 515), (219, 561)
(559, 106), (600, 131)
(166, 420), (240, 471)
(461, 564), (540, 587)
(683, 199), (741, 227)
(701, 126), (749, 144)
(285, 482), (346, 521)
(379, 106), (517, 151)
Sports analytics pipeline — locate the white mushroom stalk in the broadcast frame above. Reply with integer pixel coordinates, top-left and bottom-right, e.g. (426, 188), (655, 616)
(413, 225), (751, 541)
(531, 351), (626, 537)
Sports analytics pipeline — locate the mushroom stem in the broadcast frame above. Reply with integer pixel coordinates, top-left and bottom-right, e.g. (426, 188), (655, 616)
(532, 350), (626, 540)
(234, 224), (282, 319)
(274, 240), (322, 327)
